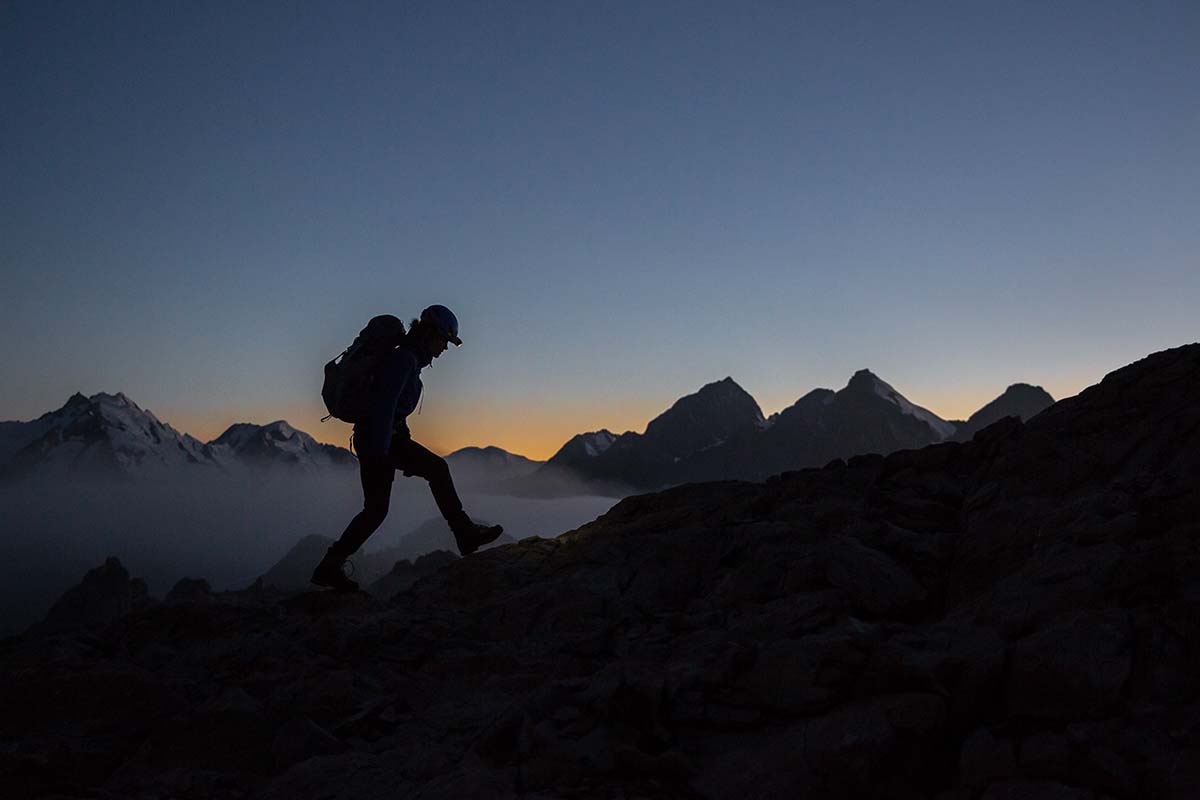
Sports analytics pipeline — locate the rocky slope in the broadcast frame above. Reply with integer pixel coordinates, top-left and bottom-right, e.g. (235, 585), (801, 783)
(2, 344), (1198, 799)
(258, 523), (513, 595)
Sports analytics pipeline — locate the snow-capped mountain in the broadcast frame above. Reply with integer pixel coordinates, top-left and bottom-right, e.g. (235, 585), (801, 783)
(861, 371), (957, 440)
(0, 392), (223, 481)
(208, 420), (356, 472)
(0, 393), (355, 482)
(543, 430), (618, 474)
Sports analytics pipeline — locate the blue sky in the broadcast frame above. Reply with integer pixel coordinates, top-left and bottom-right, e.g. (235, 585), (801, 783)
(3, 1), (1198, 458)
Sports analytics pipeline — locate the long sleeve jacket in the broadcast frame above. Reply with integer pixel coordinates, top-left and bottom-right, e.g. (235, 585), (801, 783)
(354, 344), (426, 458)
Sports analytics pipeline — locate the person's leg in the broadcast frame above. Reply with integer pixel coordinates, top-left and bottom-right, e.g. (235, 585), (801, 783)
(334, 455), (396, 555)
(392, 438), (505, 555)
(313, 455), (396, 589)
(389, 437), (470, 529)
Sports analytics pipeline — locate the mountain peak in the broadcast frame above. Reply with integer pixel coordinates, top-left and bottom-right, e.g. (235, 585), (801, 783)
(261, 420), (297, 440)
(846, 368), (881, 389)
(91, 391), (134, 408)
(64, 392), (91, 410)
(951, 383), (1056, 442)
(841, 371), (956, 440)
(208, 420), (354, 471)
(642, 377), (765, 456)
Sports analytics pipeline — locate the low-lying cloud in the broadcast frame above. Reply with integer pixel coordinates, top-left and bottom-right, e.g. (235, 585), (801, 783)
(0, 472), (618, 635)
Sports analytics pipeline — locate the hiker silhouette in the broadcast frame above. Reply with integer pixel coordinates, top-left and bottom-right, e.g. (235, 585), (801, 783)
(312, 305), (503, 592)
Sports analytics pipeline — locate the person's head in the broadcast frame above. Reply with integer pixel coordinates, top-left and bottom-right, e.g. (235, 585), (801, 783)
(409, 304), (461, 360)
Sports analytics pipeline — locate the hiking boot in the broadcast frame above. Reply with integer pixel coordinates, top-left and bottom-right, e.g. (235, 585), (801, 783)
(311, 545), (360, 592)
(452, 522), (504, 557)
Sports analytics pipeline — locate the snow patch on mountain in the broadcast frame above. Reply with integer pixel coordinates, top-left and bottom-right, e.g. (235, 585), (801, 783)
(1, 391), (222, 479)
(867, 374), (957, 440)
(581, 431), (616, 457)
(208, 420), (355, 472)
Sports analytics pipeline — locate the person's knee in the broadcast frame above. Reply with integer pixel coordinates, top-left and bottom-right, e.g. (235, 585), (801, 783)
(426, 456), (451, 483)
(362, 499), (390, 526)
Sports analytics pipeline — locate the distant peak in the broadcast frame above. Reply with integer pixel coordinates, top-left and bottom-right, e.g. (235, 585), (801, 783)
(90, 391), (136, 408)
(1004, 383), (1053, 399)
(846, 369), (883, 391)
(698, 376), (744, 393)
(64, 392), (91, 409)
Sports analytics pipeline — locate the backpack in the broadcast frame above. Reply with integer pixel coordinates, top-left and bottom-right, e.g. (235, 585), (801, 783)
(321, 315), (407, 423)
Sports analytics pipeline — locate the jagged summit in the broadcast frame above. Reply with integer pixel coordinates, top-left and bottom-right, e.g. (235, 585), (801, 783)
(63, 391), (91, 410)
(0, 391), (219, 479)
(842, 370), (956, 440)
(642, 376), (765, 449)
(209, 419), (354, 472)
(0, 393), (355, 481)
(545, 429), (617, 468)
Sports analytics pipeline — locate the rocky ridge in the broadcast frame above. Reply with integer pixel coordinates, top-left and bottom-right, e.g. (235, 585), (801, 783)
(2, 344), (1197, 799)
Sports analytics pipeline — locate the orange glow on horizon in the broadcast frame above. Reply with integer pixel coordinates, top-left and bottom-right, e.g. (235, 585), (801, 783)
(166, 400), (669, 462)
(161, 375), (1087, 464)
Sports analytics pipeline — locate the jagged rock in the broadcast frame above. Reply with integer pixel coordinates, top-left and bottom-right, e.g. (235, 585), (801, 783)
(29, 556), (151, 636)
(165, 576), (213, 603)
(365, 549), (457, 600)
(961, 727), (1017, 788)
(270, 717), (346, 767)
(823, 538), (928, 617)
(283, 589), (381, 615)
(1006, 610), (1132, 720)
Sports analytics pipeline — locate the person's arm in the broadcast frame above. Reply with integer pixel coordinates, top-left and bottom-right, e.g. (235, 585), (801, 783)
(359, 351), (412, 458)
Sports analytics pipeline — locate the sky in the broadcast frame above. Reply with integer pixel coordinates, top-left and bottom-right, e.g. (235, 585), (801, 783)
(3, 1), (1198, 460)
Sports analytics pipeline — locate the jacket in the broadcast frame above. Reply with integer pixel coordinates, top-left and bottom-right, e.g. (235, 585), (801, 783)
(354, 340), (431, 458)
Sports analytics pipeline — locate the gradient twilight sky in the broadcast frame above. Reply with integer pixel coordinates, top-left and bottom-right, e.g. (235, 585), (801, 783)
(3, 1), (1198, 460)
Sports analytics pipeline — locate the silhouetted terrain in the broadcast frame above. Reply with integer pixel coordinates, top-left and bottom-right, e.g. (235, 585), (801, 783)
(0, 370), (1053, 499)
(258, 518), (514, 594)
(949, 383), (1056, 442)
(2, 343), (1196, 798)
(517, 371), (1055, 495)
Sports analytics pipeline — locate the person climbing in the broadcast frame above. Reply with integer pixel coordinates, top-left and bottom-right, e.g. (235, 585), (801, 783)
(311, 304), (503, 591)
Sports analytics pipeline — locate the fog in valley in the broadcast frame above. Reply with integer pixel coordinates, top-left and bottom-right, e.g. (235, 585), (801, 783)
(0, 473), (618, 635)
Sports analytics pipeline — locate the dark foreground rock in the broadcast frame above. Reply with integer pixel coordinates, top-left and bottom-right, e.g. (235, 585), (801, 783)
(2, 343), (1198, 799)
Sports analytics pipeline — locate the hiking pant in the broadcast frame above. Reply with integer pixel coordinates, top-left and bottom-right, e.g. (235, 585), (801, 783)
(333, 435), (467, 556)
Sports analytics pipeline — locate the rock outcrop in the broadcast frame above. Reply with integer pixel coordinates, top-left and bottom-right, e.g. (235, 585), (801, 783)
(2, 344), (1198, 799)
(27, 556), (151, 636)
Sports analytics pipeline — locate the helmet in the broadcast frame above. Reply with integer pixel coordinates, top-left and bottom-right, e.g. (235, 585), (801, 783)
(420, 304), (462, 346)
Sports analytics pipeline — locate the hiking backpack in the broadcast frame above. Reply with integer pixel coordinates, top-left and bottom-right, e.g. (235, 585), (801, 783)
(321, 315), (407, 424)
